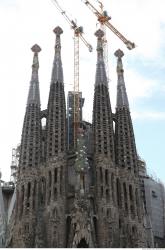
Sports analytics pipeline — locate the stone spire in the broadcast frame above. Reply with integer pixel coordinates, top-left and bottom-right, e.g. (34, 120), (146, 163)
(92, 30), (116, 247)
(51, 26), (63, 84)
(114, 49), (138, 174)
(13, 45), (42, 247)
(92, 29), (115, 161)
(27, 44), (41, 106)
(46, 26), (66, 159)
(114, 50), (146, 247)
(19, 45), (42, 170)
(114, 49), (129, 108)
(95, 29), (108, 87)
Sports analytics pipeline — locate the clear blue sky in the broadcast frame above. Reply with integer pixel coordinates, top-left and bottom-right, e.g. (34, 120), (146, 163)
(0, 0), (165, 184)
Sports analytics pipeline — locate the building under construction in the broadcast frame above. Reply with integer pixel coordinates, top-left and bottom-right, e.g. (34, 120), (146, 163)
(3, 0), (165, 248)
(3, 25), (148, 247)
(67, 91), (84, 150)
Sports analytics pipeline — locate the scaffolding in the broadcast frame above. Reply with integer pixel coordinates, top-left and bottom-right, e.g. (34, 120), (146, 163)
(10, 145), (20, 183)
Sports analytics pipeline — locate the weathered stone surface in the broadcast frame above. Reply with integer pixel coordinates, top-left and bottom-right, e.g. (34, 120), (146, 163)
(7, 31), (148, 248)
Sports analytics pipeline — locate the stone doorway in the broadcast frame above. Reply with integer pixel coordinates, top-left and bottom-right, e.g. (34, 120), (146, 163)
(77, 238), (89, 248)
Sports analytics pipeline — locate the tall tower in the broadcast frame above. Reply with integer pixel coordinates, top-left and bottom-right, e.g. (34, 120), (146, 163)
(45, 26), (66, 159)
(12, 44), (42, 247)
(92, 29), (118, 247)
(6, 26), (149, 248)
(114, 49), (138, 174)
(114, 49), (146, 247)
(44, 26), (66, 247)
(92, 29), (115, 161)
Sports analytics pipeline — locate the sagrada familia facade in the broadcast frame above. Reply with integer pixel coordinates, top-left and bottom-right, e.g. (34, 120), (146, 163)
(7, 26), (148, 247)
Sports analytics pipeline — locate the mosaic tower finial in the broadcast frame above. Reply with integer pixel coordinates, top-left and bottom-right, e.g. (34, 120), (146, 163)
(95, 29), (108, 87)
(114, 49), (129, 108)
(51, 26), (63, 84)
(27, 44), (41, 106)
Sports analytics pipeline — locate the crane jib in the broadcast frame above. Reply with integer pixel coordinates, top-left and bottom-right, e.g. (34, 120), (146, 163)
(81, 0), (136, 50)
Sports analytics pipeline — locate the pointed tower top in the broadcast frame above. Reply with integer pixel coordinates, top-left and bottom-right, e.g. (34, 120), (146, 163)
(95, 29), (108, 87)
(114, 49), (124, 75)
(27, 44), (41, 106)
(114, 49), (124, 59)
(50, 26), (64, 84)
(114, 49), (129, 108)
(95, 29), (104, 38)
(53, 26), (63, 35)
(31, 44), (41, 53)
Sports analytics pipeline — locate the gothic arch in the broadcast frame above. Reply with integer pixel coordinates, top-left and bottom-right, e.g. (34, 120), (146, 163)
(77, 238), (89, 248)
(52, 207), (58, 218)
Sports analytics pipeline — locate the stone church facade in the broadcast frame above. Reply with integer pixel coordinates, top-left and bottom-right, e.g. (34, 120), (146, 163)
(7, 26), (148, 247)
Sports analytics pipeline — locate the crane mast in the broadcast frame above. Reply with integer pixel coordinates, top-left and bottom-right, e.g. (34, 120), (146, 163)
(51, 0), (92, 147)
(81, 0), (136, 50)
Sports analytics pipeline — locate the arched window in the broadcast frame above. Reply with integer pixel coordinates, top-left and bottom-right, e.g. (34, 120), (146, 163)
(41, 117), (46, 129)
(52, 207), (58, 218)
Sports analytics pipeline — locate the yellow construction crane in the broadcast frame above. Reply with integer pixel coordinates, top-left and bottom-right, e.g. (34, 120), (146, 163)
(51, 0), (93, 147)
(81, 0), (136, 50)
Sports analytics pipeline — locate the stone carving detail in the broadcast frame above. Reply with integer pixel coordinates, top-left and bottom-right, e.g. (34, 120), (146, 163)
(6, 27), (148, 248)
(71, 196), (94, 248)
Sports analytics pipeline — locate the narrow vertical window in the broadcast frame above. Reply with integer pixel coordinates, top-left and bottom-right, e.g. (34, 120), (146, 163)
(100, 167), (103, 183)
(54, 168), (57, 183)
(105, 169), (108, 185)
(123, 183), (128, 212)
(116, 178), (121, 208)
(27, 182), (31, 210)
(33, 180), (36, 209)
